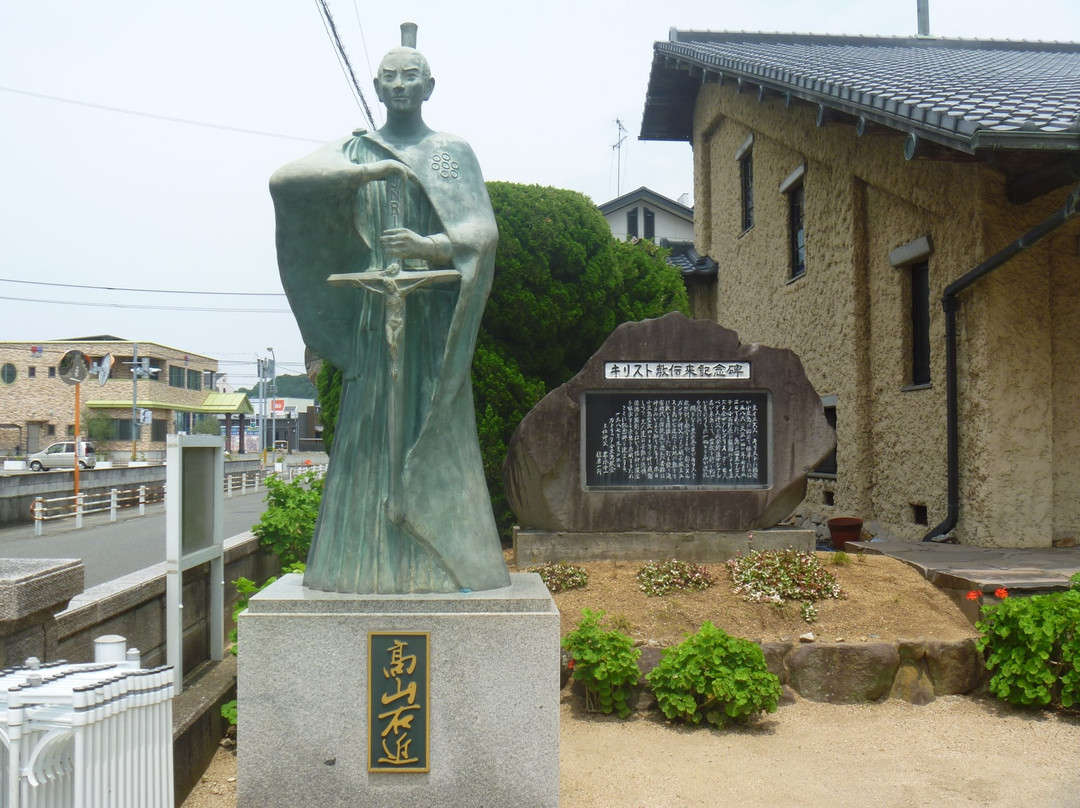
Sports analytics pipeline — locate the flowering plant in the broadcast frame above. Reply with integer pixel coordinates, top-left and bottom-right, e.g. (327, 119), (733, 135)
(976, 580), (1080, 710)
(726, 549), (844, 604)
(529, 561), (589, 593)
(636, 559), (715, 597)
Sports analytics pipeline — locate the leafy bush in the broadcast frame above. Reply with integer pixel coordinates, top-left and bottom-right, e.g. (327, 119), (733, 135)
(636, 559), (715, 597)
(529, 561), (589, 593)
(976, 578), (1080, 710)
(726, 549), (845, 604)
(562, 608), (641, 718)
(251, 471), (323, 567)
(221, 561), (306, 726)
(646, 621), (781, 727)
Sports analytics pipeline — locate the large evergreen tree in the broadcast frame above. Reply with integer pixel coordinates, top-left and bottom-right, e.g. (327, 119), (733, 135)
(316, 181), (690, 537)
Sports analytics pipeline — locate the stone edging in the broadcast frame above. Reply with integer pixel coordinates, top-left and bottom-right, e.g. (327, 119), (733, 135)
(577, 637), (988, 710)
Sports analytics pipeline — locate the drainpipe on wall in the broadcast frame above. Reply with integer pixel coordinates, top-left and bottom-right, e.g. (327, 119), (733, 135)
(923, 184), (1080, 541)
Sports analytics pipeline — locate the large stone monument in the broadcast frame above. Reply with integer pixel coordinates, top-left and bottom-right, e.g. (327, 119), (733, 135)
(239, 24), (558, 808)
(507, 313), (834, 563)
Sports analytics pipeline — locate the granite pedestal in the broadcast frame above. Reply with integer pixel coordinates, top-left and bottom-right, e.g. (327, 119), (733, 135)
(238, 573), (560, 808)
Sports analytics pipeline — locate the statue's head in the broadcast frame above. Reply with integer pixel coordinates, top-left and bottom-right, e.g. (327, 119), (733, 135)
(373, 24), (434, 116)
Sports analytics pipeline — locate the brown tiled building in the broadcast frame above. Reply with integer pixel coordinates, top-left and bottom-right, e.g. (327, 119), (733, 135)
(641, 31), (1080, 548)
(0, 336), (252, 457)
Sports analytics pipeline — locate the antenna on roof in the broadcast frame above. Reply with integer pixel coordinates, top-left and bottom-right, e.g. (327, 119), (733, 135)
(612, 118), (628, 197)
(917, 0), (931, 37)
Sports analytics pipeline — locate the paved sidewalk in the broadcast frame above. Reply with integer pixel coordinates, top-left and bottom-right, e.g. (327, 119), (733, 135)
(852, 539), (1080, 594)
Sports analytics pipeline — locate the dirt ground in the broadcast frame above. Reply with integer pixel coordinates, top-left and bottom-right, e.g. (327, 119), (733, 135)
(182, 556), (1080, 808)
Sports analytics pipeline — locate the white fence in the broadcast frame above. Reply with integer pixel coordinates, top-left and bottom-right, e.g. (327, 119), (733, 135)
(30, 466), (327, 535)
(0, 645), (174, 808)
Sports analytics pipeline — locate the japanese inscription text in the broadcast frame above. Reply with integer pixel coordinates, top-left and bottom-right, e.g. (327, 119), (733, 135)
(368, 632), (430, 772)
(603, 361), (750, 381)
(584, 391), (770, 489)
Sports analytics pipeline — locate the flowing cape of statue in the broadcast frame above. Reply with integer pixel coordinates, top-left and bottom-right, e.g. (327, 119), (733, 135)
(270, 130), (510, 593)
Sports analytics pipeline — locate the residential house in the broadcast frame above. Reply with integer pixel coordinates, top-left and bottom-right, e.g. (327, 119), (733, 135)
(598, 186), (719, 319)
(640, 31), (1080, 548)
(0, 337), (252, 458)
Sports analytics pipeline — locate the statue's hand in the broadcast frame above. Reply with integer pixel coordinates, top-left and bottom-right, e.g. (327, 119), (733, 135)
(356, 159), (418, 186)
(380, 227), (431, 260)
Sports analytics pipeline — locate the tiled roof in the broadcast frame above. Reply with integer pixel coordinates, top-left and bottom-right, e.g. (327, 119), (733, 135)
(643, 32), (1080, 153)
(662, 240), (718, 278)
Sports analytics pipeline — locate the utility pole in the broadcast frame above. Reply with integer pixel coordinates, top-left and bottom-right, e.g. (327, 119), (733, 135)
(612, 118), (628, 198)
(130, 343), (140, 461)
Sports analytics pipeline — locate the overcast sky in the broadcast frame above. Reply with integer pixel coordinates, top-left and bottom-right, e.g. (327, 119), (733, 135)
(2, 1), (1078, 390)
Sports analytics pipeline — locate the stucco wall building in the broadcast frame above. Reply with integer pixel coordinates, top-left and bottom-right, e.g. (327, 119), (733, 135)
(0, 338), (250, 457)
(642, 31), (1080, 548)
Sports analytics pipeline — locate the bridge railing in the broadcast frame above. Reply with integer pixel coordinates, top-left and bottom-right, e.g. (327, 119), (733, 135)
(30, 465), (327, 535)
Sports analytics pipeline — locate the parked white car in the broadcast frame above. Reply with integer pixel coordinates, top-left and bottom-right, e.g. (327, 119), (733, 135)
(27, 441), (97, 471)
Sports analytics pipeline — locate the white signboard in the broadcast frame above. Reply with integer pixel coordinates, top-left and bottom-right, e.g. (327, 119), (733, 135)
(603, 361), (750, 381)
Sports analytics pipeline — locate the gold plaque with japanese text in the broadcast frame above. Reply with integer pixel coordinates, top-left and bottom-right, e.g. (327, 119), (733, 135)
(368, 632), (430, 772)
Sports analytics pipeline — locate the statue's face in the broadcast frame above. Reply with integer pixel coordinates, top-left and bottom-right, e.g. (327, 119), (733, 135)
(374, 49), (434, 115)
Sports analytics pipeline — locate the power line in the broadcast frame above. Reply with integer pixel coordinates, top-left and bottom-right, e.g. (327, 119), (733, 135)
(315, 0), (376, 129)
(0, 277), (286, 297)
(0, 86), (327, 144)
(0, 294), (290, 313)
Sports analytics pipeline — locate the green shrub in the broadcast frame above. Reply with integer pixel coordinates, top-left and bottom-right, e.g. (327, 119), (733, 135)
(221, 561), (306, 726)
(647, 621), (781, 727)
(251, 471), (323, 567)
(636, 559), (714, 597)
(528, 562), (589, 593)
(976, 581), (1080, 710)
(562, 608), (641, 718)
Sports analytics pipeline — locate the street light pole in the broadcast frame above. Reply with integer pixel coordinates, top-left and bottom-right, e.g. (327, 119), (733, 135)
(267, 347), (276, 457)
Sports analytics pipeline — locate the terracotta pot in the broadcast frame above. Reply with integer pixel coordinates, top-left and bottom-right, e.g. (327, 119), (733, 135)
(827, 517), (864, 550)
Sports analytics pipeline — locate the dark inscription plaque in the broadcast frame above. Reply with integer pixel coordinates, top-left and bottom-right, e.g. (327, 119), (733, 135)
(368, 632), (430, 773)
(583, 391), (769, 489)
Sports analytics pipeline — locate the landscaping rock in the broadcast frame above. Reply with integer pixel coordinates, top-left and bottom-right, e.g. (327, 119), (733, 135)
(760, 642), (792, 685)
(787, 642), (899, 703)
(926, 638), (987, 696)
(889, 660), (936, 705)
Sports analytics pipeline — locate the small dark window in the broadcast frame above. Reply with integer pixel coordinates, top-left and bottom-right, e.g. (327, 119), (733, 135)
(28, 366), (36, 379)
(824, 491), (836, 507)
(1, 364), (15, 384)
(46, 425), (56, 436)
(788, 183), (806, 278)
(151, 419), (168, 442)
(912, 504), (928, 525)
(643, 209), (655, 241)
(48, 366), (56, 378)
(740, 151), (754, 232)
(626, 208), (638, 239)
(187, 369), (202, 391)
(910, 260), (931, 385)
(169, 366), (185, 388)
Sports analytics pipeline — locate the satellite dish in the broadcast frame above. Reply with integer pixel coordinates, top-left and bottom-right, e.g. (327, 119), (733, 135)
(97, 353), (114, 387)
(58, 350), (89, 386)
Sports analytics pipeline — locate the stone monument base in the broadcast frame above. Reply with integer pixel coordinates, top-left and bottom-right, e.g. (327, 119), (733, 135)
(513, 527), (815, 566)
(238, 573), (559, 808)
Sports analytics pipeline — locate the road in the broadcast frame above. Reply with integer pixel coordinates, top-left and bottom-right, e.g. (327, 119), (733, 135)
(0, 492), (269, 588)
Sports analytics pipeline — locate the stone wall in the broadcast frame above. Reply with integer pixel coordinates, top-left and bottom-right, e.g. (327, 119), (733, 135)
(691, 82), (1080, 547)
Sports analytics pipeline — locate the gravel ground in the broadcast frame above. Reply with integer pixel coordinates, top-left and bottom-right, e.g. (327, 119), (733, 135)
(184, 692), (1079, 808)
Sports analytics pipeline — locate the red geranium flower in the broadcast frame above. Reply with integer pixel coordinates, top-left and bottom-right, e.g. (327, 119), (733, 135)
(966, 590), (981, 601)
(567, 659), (575, 672)
(994, 587), (1009, 599)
